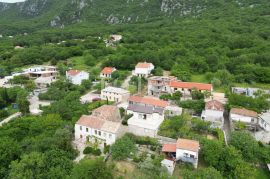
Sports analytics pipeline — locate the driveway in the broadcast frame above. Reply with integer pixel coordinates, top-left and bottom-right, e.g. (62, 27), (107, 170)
(28, 94), (52, 115)
(80, 90), (100, 104)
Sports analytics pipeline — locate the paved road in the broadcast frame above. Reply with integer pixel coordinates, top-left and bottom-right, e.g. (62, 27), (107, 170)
(0, 112), (21, 127)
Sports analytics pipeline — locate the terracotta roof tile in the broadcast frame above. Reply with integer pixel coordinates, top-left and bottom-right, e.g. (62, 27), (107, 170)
(176, 138), (200, 152)
(128, 96), (169, 108)
(231, 108), (258, 117)
(76, 115), (104, 129)
(170, 81), (213, 91)
(205, 100), (224, 111)
(67, 69), (81, 76)
(92, 105), (120, 122)
(136, 62), (153, 68)
(162, 144), (177, 152)
(101, 67), (116, 74)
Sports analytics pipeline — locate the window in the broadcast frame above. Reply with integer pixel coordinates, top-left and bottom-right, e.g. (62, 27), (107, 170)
(190, 154), (195, 159)
(251, 118), (255, 123)
(80, 126), (82, 131)
(86, 128), (89, 132)
(109, 134), (112, 139)
(103, 132), (107, 137)
(80, 135), (82, 139)
(95, 130), (97, 135)
(184, 153), (189, 157)
(98, 131), (101, 136)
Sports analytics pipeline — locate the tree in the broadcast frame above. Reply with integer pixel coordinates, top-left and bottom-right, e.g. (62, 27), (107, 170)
(16, 90), (29, 114)
(191, 89), (204, 100)
(229, 131), (260, 162)
(201, 139), (223, 167)
(69, 158), (113, 179)
(182, 167), (223, 179)
(111, 135), (136, 160)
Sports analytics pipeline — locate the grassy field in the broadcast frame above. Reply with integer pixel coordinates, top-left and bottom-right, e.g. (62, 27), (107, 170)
(190, 74), (208, 83)
(67, 56), (91, 71)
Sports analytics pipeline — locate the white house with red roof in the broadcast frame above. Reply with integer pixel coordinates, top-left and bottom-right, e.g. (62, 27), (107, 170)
(127, 96), (169, 137)
(100, 67), (116, 78)
(230, 108), (258, 129)
(162, 138), (200, 168)
(169, 81), (213, 96)
(133, 62), (154, 77)
(201, 100), (225, 128)
(75, 105), (124, 145)
(66, 69), (89, 85)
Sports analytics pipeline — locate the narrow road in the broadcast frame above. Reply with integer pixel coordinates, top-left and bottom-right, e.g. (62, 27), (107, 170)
(0, 112), (21, 127)
(122, 74), (132, 89)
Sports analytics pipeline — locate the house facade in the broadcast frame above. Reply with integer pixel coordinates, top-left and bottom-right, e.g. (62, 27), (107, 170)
(169, 81), (213, 96)
(100, 67), (116, 78)
(162, 138), (200, 168)
(201, 100), (224, 128)
(101, 86), (130, 103)
(148, 76), (177, 96)
(75, 105), (124, 145)
(127, 96), (168, 137)
(133, 62), (154, 77)
(230, 108), (258, 129)
(258, 112), (270, 132)
(66, 70), (89, 85)
(232, 87), (270, 98)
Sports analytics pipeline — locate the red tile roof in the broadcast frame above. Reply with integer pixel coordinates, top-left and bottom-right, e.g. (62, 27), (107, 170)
(92, 105), (120, 122)
(205, 100), (224, 111)
(101, 67), (115, 74)
(67, 69), (81, 76)
(128, 96), (169, 108)
(136, 62), (153, 68)
(162, 144), (177, 152)
(170, 81), (213, 91)
(230, 108), (257, 117)
(76, 115), (104, 129)
(176, 138), (200, 152)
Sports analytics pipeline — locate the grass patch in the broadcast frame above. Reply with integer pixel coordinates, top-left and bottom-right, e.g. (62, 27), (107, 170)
(67, 56), (91, 71)
(191, 74), (208, 83)
(254, 168), (269, 179)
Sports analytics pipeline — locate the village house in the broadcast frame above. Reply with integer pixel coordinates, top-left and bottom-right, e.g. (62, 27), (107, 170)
(127, 96), (169, 137)
(230, 108), (258, 129)
(110, 34), (122, 42)
(100, 67), (116, 78)
(148, 76), (177, 96)
(75, 105), (124, 145)
(133, 62), (154, 77)
(162, 138), (200, 168)
(258, 112), (270, 132)
(66, 69), (89, 85)
(23, 66), (58, 79)
(201, 100), (224, 128)
(169, 81), (213, 97)
(34, 76), (57, 89)
(101, 86), (130, 103)
(147, 76), (213, 98)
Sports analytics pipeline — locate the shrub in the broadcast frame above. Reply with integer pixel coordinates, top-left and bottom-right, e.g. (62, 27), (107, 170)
(83, 146), (93, 154)
(104, 145), (110, 154)
(92, 149), (101, 156)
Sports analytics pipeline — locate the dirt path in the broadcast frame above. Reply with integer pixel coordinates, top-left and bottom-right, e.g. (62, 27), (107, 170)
(0, 112), (21, 127)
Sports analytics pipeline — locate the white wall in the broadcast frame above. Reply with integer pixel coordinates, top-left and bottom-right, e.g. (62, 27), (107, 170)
(75, 124), (116, 145)
(134, 65), (154, 77)
(176, 148), (198, 168)
(67, 71), (89, 85)
(230, 113), (256, 124)
(259, 118), (270, 132)
(101, 91), (130, 103)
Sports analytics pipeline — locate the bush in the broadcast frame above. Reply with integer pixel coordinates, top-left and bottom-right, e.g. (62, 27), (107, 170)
(125, 133), (158, 146)
(83, 146), (93, 154)
(104, 145), (110, 154)
(92, 149), (101, 156)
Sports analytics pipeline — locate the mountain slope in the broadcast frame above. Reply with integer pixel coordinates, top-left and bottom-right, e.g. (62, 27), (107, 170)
(0, 0), (269, 34)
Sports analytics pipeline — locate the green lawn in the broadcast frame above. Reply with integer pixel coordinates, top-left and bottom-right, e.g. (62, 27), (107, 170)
(191, 74), (208, 83)
(254, 168), (269, 179)
(67, 56), (91, 71)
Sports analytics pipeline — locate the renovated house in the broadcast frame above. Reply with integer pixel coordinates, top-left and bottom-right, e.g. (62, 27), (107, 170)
(148, 76), (177, 96)
(127, 96), (169, 137)
(201, 100), (224, 128)
(258, 112), (270, 132)
(100, 67), (116, 78)
(66, 70), (89, 85)
(162, 138), (200, 168)
(101, 86), (130, 103)
(75, 105), (124, 145)
(133, 62), (154, 77)
(230, 108), (258, 129)
(23, 66), (58, 79)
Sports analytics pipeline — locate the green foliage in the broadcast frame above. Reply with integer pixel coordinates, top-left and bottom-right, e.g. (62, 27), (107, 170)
(182, 167), (223, 179)
(121, 113), (133, 126)
(228, 93), (270, 113)
(69, 158), (113, 179)
(160, 91), (182, 101)
(83, 146), (101, 156)
(125, 133), (158, 146)
(179, 100), (205, 114)
(111, 135), (136, 160)
(191, 89), (205, 100)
